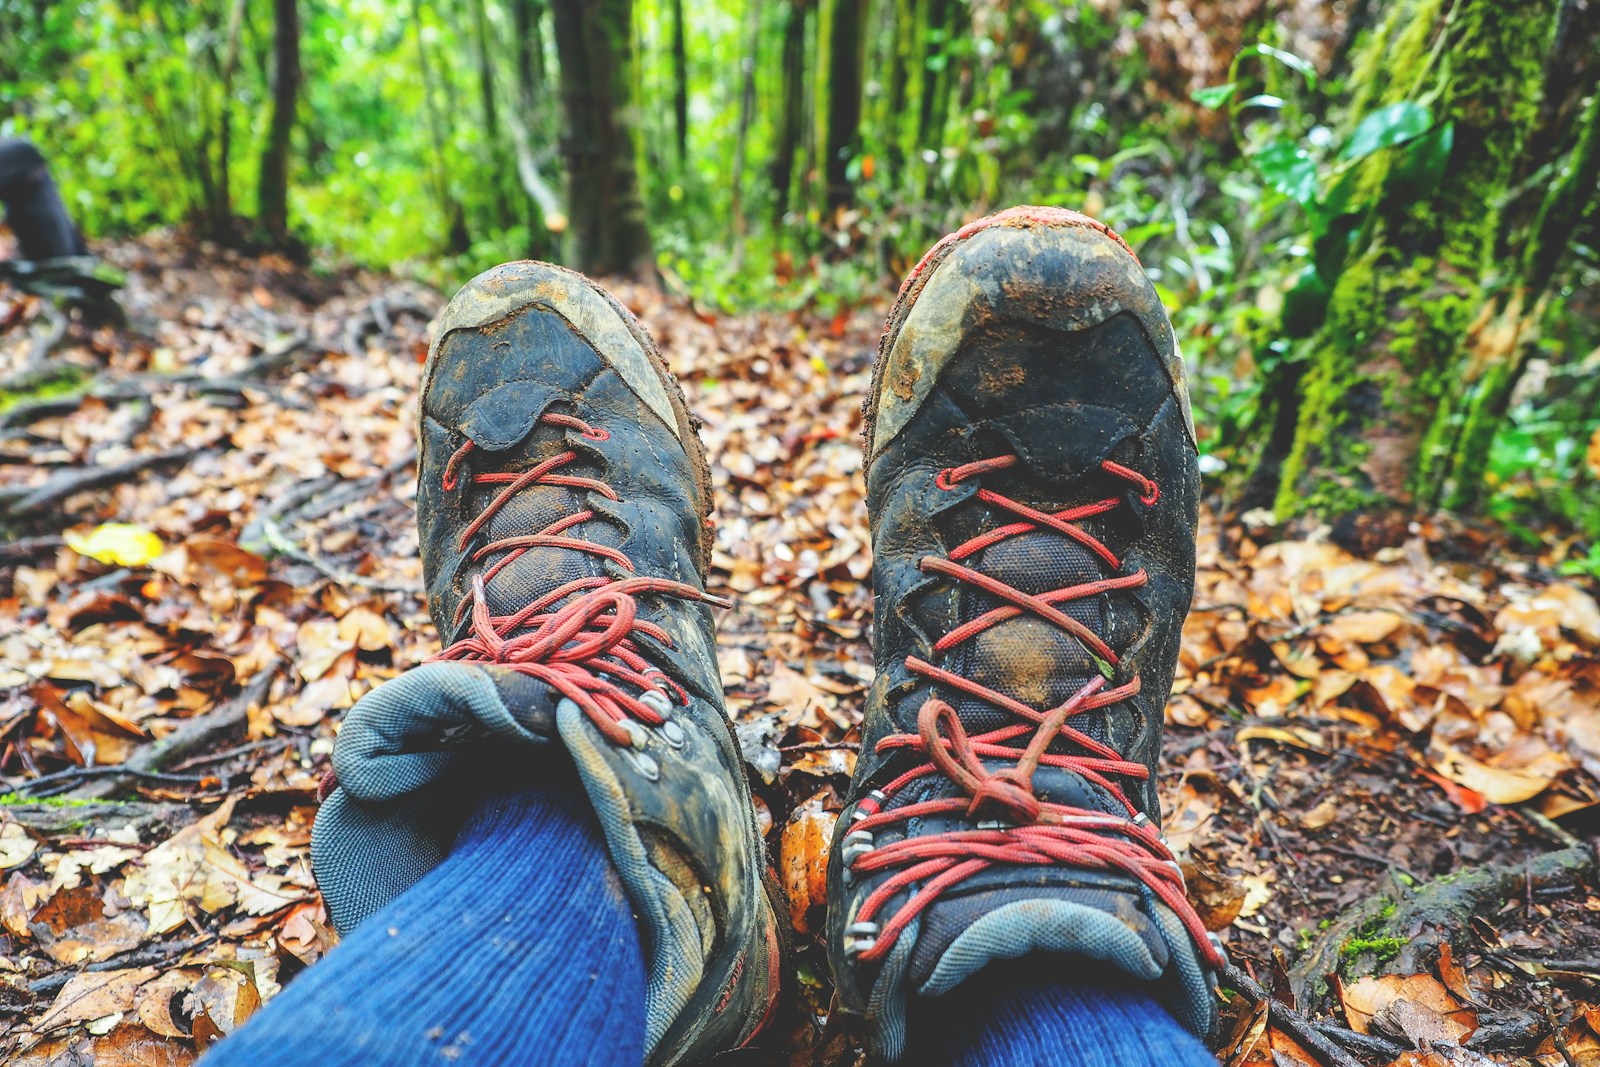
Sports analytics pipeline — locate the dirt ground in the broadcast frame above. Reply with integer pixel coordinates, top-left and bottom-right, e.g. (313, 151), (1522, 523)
(1, 239), (1597, 1065)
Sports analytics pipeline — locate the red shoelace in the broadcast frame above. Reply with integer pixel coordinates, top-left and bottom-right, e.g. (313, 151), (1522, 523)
(426, 412), (729, 748)
(845, 455), (1224, 969)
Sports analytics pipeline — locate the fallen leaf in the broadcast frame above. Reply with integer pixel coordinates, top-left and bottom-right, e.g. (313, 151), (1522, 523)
(1339, 973), (1476, 1044)
(1323, 609), (1405, 644)
(122, 796), (308, 934)
(780, 791), (838, 936)
(0, 819), (37, 869)
(65, 523), (166, 567)
(33, 966), (160, 1034)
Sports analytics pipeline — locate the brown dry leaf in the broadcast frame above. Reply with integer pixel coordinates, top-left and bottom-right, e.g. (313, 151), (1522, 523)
(184, 965), (262, 1038)
(0, 819), (37, 869)
(1236, 724), (1327, 753)
(1495, 584), (1600, 657)
(767, 661), (836, 726)
(30, 884), (148, 964)
(87, 1022), (198, 1067)
(1323, 609), (1405, 645)
(182, 539), (268, 587)
(1436, 943), (1473, 1003)
(137, 968), (201, 1039)
(32, 966), (160, 1034)
(1339, 973), (1477, 1044)
(279, 649), (361, 727)
(336, 605), (393, 652)
(780, 791), (838, 936)
(1, 871), (50, 938)
(1239, 672), (1303, 717)
(1301, 797), (1339, 830)
(1163, 773), (1223, 857)
(1181, 859), (1246, 931)
(277, 898), (336, 966)
(122, 796), (309, 934)
(1427, 738), (1573, 804)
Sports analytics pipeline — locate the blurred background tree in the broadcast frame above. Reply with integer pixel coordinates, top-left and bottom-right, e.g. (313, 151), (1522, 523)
(1, 0), (1595, 553)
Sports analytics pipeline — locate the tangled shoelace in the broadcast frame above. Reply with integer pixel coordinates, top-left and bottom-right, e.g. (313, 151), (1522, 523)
(845, 455), (1225, 969)
(425, 412), (729, 748)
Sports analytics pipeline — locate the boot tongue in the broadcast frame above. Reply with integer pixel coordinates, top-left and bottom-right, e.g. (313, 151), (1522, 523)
(938, 465), (1141, 750)
(461, 428), (619, 630)
(951, 530), (1109, 736)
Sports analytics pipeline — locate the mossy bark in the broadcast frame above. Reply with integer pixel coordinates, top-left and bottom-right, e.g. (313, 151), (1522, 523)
(1272, 0), (1559, 524)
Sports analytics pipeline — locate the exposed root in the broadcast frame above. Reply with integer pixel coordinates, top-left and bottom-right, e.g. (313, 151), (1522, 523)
(1292, 843), (1600, 1004)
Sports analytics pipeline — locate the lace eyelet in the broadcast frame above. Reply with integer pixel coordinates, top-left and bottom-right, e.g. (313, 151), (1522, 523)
(934, 468), (957, 491)
(583, 426), (611, 442)
(1140, 484), (1160, 506)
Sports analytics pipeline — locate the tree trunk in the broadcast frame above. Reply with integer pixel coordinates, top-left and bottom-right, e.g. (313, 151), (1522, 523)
(823, 0), (866, 213)
(213, 0), (247, 239)
(729, 0), (762, 269)
(414, 1), (469, 254)
(549, 0), (654, 279)
(1266, 0), (1561, 530)
(257, 0), (300, 245)
(468, 0), (515, 228)
(670, 0), (689, 165)
(511, 0), (557, 260)
(769, 0), (812, 220)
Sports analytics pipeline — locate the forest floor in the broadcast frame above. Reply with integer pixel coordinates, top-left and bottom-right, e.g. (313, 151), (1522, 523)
(0, 236), (1597, 1067)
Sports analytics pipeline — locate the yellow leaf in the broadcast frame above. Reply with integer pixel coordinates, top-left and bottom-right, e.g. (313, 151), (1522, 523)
(64, 523), (165, 567)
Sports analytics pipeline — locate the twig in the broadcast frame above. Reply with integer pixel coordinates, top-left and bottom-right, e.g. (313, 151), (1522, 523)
(62, 667), (278, 801)
(1223, 963), (1364, 1067)
(255, 515), (420, 593)
(0, 535), (66, 565)
(4, 764), (217, 799)
(0, 444), (204, 519)
(26, 301), (69, 366)
(26, 934), (216, 998)
(1310, 1021), (1407, 1061)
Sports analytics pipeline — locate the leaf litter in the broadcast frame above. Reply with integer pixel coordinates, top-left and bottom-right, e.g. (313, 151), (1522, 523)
(1, 237), (1596, 1065)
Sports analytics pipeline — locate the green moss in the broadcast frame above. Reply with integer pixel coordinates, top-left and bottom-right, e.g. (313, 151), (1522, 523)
(1273, 0), (1558, 522)
(0, 364), (89, 418)
(0, 792), (105, 807)
(1341, 934), (1409, 963)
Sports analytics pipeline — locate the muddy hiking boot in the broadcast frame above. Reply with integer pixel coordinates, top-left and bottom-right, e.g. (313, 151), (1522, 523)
(312, 262), (783, 1066)
(827, 206), (1226, 1058)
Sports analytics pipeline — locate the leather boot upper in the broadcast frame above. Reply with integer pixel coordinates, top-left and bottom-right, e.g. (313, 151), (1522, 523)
(828, 208), (1222, 1059)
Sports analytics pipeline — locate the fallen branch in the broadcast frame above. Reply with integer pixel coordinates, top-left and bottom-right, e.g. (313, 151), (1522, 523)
(0, 799), (192, 837)
(1292, 843), (1600, 1005)
(63, 667), (278, 801)
(1222, 963), (1364, 1067)
(0, 535), (66, 565)
(1310, 1021), (1407, 1061)
(0, 445), (203, 520)
(254, 515), (420, 593)
(26, 934), (216, 998)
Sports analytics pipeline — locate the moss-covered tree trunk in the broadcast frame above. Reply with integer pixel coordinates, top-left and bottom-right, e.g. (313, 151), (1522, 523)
(550, 0), (656, 279)
(1271, 0), (1560, 528)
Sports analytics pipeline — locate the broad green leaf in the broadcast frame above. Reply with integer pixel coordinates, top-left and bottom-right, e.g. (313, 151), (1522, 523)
(1236, 44), (1318, 90)
(1238, 94), (1286, 110)
(1341, 101), (1432, 162)
(1191, 82), (1237, 108)
(1252, 140), (1318, 207)
(1392, 121), (1455, 196)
